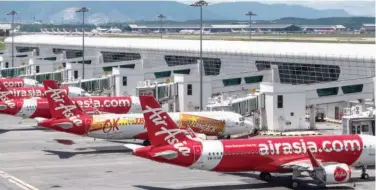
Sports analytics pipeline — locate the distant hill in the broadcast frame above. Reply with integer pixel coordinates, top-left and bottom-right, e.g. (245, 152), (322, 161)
(0, 1), (352, 24)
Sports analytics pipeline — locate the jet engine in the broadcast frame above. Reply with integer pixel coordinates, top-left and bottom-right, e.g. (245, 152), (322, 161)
(311, 164), (351, 184)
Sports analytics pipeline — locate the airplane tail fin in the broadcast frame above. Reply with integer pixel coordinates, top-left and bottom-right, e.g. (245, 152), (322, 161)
(0, 82), (15, 99)
(139, 95), (191, 146)
(43, 80), (84, 119)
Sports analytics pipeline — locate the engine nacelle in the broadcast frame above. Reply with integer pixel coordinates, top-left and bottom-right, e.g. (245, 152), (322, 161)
(319, 164), (352, 184)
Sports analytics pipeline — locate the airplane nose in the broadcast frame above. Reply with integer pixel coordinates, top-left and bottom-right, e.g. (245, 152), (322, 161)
(244, 119), (256, 129)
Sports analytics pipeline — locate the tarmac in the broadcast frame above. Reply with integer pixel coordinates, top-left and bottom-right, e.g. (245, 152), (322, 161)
(0, 114), (374, 190)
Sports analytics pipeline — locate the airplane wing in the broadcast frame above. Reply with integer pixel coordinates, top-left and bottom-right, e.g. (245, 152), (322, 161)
(281, 153), (340, 172)
(281, 159), (315, 171)
(124, 144), (144, 151)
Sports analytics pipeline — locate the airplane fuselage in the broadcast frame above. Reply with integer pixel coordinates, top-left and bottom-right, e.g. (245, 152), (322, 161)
(0, 96), (141, 118)
(38, 111), (253, 139)
(134, 135), (376, 173)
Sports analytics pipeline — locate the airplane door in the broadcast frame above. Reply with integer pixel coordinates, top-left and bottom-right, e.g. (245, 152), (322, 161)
(84, 118), (92, 135)
(193, 145), (203, 166)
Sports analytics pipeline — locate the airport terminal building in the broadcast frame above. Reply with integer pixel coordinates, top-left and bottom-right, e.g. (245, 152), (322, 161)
(0, 34), (374, 117)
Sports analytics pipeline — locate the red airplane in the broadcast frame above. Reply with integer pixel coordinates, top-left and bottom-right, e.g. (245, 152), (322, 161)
(125, 96), (376, 189)
(0, 77), (39, 88)
(0, 81), (85, 99)
(0, 81), (141, 118)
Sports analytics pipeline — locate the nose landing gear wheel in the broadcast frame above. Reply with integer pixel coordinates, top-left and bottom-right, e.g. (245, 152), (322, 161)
(291, 181), (299, 189)
(143, 140), (150, 146)
(361, 173), (369, 179)
(259, 172), (272, 182)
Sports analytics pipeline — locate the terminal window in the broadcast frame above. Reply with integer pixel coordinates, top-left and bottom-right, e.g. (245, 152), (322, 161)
(222, 78), (242, 86)
(74, 70), (78, 79)
(187, 84), (192, 95)
(53, 48), (83, 59)
(316, 87), (339, 97)
(341, 84), (363, 94)
(122, 77), (127, 86)
(16, 46), (40, 56)
(277, 95), (283, 108)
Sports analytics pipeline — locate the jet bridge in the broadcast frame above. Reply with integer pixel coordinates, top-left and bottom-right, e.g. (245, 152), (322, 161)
(135, 80), (179, 111)
(206, 92), (259, 116)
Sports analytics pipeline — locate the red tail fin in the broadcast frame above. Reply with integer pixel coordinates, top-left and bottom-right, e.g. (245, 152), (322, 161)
(139, 95), (190, 146)
(0, 82), (15, 99)
(43, 80), (84, 119)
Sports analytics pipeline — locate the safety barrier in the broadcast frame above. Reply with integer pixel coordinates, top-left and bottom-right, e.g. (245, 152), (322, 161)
(324, 117), (342, 124)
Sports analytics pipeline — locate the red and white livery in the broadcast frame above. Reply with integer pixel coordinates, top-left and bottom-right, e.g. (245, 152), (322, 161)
(125, 96), (376, 189)
(0, 81), (141, 118)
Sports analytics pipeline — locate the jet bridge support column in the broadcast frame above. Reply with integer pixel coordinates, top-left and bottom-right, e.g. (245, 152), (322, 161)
(309, 105), (316, 130)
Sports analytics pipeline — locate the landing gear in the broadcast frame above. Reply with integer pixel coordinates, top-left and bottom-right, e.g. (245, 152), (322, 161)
(259, 172), (272, 182)
(290, 169), (301, 189)
(143, 139), (151, 146)
(290, 180), (300, 189)
(361, 166), (369, 179)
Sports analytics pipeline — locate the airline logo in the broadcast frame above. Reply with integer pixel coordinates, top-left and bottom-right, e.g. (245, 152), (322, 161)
(6, 88), (45, 97)
(334, 167), (347, 182)
(74, 99), (131, 109)
(178, 114), (225, 136)
(0, 91), (15, 108)
(144, 106), (190, 156)
(1, 79), (24, 88)
(258, 139), (361, 155)
(89, 117), (145, 133)
(45, 87), (82, 127)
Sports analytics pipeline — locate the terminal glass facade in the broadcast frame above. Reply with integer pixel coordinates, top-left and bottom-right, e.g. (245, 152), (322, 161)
(255, 60), (340, 84)
(101, 51), (141, 63)
(164, 55), (221, 76)
(1, 67), (26, 77)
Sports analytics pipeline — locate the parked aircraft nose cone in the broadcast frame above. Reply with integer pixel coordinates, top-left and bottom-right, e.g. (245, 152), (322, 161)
(244, 119), (255, 129)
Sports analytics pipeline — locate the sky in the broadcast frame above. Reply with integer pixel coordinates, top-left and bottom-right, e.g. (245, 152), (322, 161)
(178, 0), (376, 16)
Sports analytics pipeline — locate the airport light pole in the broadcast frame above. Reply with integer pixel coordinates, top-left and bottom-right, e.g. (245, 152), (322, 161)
(191, 0), (208, 111)
(245, 11), (256, 40)
(76, 7), (89, 79)
(158, 14), (166, 39)
(7, 10), (17, 68)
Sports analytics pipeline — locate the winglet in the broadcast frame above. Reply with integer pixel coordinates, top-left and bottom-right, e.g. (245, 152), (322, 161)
(307, 148), (323, 168)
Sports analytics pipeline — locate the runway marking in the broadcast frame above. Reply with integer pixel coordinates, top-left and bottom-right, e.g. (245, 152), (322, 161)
(0, 170), (39, 190)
